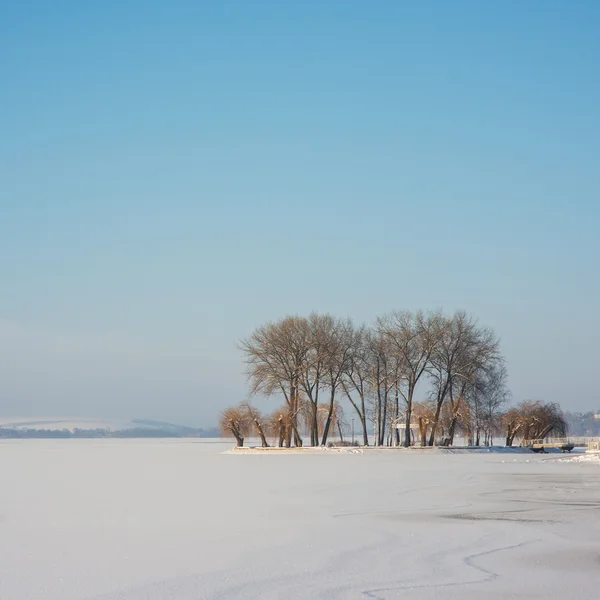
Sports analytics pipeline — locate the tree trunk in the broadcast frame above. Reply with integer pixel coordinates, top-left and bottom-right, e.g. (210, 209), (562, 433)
(428, 377), (450, 446)
(278, 417), (285, 447)
(311, 382), (321, 447)
(293, 423), (303, 447)
(446, 383), (464, 446)
(311, 403), (319, 447)
(286, 383), (295, 447)
(375, 380), (382, 446)
(404, 387), (414, 447)
(505, 422), (521, 447)
(394, 386), (400, 446)
(373, 407), (378, 447)
(229, 420), (244, 447)
(380, 388), (388, 446)
(343, 385), (369, 446)
(254, 419), (269, 448)
(321, 388), (336, 446)
(428, 401), (443, 446)
(404, 409), (411, 447)
(448, 415), (458, 445)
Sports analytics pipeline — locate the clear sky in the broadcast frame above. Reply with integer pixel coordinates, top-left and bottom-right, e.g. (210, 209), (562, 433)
(1, 0), (599, 426)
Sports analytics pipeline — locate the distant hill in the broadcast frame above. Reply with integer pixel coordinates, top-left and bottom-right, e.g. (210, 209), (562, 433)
(0, 417), (219, 438)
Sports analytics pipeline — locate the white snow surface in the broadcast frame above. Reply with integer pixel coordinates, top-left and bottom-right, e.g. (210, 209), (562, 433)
(1, 439), (599, 600)
(563, 452), (600, 464)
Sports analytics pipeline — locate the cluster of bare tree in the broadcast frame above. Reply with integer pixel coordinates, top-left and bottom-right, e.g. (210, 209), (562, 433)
(503, 400), (568, 446)
(219, 401), (347, 448)
(222, 310), (516, 447)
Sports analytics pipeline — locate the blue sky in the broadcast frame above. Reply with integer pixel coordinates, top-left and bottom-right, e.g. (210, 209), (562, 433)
(1, 0), (599, 425)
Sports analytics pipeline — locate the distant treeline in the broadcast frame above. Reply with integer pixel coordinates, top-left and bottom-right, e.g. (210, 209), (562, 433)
(0, 427), (220, 439)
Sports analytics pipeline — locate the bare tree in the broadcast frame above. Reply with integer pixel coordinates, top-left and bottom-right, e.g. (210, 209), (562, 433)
(445, 329), (502, 445)
(299, 314), (335, 446)
(321, 318), (354, 446)
(379, 310), (443, 447)
(219, 406), (251, 447)
(468, 364), (510, 445)
(267, 406), (293, 447)
(240, 402), (270, 447)
(367, 330), (398, 446)
(427, 312), (502, 446)
(239, 317), (309, 447)
(413, 401), (436, 446)
(503, 400), (567, 446)
(503, 406), (523, 447)
(427, 312), (472, 445)
(340, 324), (371, 446)
(313, 401), (344, 443)
(519, 400), (568, 441)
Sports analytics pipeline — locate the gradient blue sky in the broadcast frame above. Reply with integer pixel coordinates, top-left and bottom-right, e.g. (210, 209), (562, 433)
(1, 0), (599, 425)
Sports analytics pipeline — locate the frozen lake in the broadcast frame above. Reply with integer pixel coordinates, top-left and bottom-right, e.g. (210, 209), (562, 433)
(1, 439), (598, 599)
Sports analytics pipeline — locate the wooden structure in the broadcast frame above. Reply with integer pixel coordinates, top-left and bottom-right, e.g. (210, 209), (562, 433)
(522, 438), (575, 453)
(586, 439), (600, 453)
(392, 419), (420, 446)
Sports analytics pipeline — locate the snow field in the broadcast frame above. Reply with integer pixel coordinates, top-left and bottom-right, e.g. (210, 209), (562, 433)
(0, 439), (598, 600)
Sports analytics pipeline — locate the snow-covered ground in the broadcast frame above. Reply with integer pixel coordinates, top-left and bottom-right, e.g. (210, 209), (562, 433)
(0, 440), (598, 600)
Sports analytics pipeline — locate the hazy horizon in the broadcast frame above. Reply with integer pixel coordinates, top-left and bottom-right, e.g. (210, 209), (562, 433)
(2, 1), (599, 424)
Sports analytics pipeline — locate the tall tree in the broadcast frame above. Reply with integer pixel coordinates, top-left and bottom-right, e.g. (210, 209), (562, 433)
(427, 312), (501, 446)
(321, 318), (354, 446)
(299, 313), (334, 446)
(379, 310), (443, 447)
(468, 363), (510, 445)
(340, 324), (371, 446)
(368, 329), (398, 446)
(239, 317), (309, 447)
(442, 319), (502, 446)
(427, 312), (470, 445)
